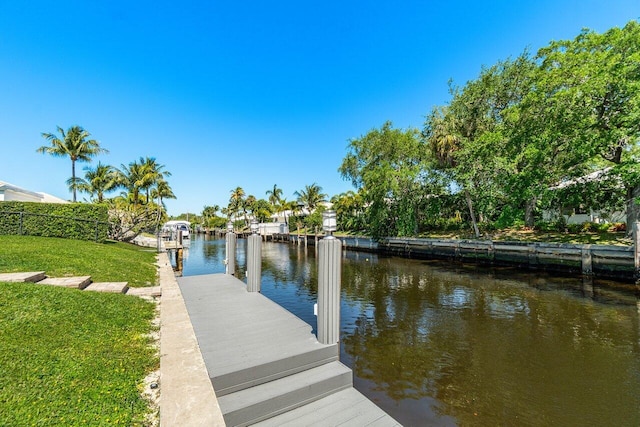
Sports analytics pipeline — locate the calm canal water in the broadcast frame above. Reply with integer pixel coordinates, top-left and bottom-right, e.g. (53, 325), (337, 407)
(174, 234), (640, 426)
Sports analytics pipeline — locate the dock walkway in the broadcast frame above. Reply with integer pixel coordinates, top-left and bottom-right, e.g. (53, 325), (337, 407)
(177, 273), (400, 427)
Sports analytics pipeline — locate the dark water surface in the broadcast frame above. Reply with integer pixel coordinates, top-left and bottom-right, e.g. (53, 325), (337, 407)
(175, 235), (640, 426)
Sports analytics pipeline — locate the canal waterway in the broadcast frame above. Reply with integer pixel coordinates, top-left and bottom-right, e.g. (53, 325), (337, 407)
(174, 234), (640, 426)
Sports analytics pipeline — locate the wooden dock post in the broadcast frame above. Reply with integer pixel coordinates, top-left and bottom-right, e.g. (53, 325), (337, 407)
(317, 212), (341, 345)
(225, 224), (236, 276)
(247, 221), (261, 292)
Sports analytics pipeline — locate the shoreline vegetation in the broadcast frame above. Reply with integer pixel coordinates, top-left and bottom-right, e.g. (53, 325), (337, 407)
(285, 227), (632, 247)
(0, 236), (160, 425)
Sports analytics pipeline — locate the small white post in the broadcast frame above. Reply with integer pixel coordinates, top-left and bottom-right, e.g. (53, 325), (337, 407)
(247, 220), (261, 292)
(225, 222), (236, 276)
(317, 211), (341, 345)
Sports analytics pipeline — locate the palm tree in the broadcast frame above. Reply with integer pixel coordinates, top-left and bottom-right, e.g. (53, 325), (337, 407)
(151, 177), (176, 207)
(139, 157), (172, 203)
(228, 187), (246, 222)
(78, 162), (118, 202)
(266, 184), (283, 208)
(37, 125), (108, 202)
(116, 160), (145, 206)
(425, 106), (480, 237)
(279, 198), (296, 225)
(294, 183), (327, 211)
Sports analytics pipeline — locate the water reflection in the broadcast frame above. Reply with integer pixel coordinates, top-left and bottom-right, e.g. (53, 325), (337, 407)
(180, 235), (640, 426)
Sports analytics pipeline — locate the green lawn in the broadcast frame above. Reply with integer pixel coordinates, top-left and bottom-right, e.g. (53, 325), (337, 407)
(0, 236), (158, 287)
(0, 236), (159, 426)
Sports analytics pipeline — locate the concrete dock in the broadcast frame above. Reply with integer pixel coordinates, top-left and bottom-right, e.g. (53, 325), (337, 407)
(177, 273), (401, 427)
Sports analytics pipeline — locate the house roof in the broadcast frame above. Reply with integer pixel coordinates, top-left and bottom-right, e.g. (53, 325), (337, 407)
(548, 167), (616, 190)
(37, 192), (69, 203)
(0, 180), (69, 203)
(0, 180), (44, 199)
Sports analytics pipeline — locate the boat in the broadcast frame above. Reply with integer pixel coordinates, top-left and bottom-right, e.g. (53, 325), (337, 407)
(162, 220), (191, 239)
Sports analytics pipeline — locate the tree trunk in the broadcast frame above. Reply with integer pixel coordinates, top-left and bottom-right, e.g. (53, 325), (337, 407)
(626, 185), (640, 236)
(525, 196), (537, 228)
(464, 189), (480, 238)
(71, 160), (77, 202)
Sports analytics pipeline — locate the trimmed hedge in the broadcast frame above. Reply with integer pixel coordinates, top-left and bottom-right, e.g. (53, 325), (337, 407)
(0, 202), (109, 242)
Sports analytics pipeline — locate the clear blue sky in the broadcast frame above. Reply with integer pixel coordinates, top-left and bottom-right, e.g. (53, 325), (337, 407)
(1, 1), (638, 216)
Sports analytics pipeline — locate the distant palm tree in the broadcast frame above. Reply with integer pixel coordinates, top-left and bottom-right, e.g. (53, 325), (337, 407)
(139, 157), (172, 203)
(266, 184), (283, 208)
(116, 161), (145, 206)
(279, 198), (296, 225)
(151, 177), (176, 207)
(37, 125), (108, 202)
(228, 187), (246, 221)
(294, 183), (327, 211)
(78, 162), (118, 202)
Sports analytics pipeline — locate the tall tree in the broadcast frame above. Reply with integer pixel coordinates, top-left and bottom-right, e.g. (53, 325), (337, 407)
(228, 187), (246, 222)
(150, 177), (176, 207)
(340, 121), (434, 238)
(116, 160), (145, 206)
(294, 183), (327, 211)
(37, 125), (108, 202)
(266, 184), (283, 208)
(139, 157), (172, 203)
(526, 20), (640, 227)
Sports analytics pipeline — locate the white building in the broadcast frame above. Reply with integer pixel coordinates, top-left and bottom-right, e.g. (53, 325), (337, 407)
(0, 181), (68, 204)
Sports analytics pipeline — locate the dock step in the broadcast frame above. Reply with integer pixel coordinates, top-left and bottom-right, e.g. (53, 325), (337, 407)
(212, 342), (338, 396)
(252, 388), (402, 427)
(218, 360), (352, 427)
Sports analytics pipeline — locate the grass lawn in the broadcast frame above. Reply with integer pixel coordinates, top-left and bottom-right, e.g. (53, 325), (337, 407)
(0, 283), (158, 426)
(0, 236), (159, 426)
(0, 236), (158, 287)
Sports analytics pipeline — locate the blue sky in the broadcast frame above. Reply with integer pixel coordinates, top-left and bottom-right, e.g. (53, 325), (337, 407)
(1, 1), (638, 216)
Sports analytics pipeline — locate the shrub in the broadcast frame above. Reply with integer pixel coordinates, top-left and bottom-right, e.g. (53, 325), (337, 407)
(0, 201), (109, 242)
(608, 222), (626, 232)
(566, 223), (582, 233)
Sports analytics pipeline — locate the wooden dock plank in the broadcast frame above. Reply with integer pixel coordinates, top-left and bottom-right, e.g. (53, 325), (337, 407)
(178, 274), (339, 393)
(252, 388), (401, 427)
(177, 273), (400, 426)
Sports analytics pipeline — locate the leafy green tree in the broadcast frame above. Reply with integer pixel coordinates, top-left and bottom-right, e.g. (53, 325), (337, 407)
(202, 205), (220, 227)
(250, 198), (274, 223)
(525, 20), (640, 226)
(331, 190), (366, 232)
(78, 162), (118, 202)
(424, 53), (538, 232)
(340, 121), (434, 238)
(37, 125), (108, 202)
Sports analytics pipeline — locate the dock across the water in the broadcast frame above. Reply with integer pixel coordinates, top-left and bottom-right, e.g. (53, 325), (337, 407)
(177, 273), (401, 426)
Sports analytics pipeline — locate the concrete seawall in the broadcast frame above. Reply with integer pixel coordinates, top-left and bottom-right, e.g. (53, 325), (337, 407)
(290, 235), (635, 281)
